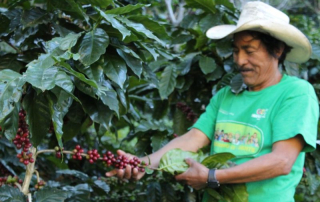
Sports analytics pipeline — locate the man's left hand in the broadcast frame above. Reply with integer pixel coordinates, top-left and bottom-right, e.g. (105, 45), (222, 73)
(175, 158), (209, 190)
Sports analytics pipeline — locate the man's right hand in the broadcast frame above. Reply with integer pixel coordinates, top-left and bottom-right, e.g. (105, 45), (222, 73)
(105, 150), (146, 181)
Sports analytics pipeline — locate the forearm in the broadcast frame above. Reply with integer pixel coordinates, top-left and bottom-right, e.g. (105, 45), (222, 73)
(216, 152), (289, 184)
(216, 135), (304, 184)
(141, 128), (210, 168)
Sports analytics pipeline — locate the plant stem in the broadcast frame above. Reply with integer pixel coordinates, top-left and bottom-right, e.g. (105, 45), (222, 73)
(21, 147), (37, 195)
(28, 193), (32, 202)
(34, 170), (40, 183)
(14, 182), (22, 191)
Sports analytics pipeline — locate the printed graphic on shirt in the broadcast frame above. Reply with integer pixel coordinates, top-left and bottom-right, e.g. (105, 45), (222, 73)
(251, 108), (268, 120)
(213, 121), (263, 157)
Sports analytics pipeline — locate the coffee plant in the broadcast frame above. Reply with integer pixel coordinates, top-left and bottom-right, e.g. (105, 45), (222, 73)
(0, 0), (319, 201)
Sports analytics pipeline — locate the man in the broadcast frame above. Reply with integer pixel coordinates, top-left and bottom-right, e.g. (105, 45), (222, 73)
(106, 2), (319, 201)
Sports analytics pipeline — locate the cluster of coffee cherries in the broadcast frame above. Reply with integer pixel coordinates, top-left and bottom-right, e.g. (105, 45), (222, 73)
(72, 145), (85, 160)
(34, 180), (46, 190)
(13, 110), (34, 166)
(87, 149), (100, 164)
(0, 175), (23, 188)
(17, 151), (34, 165)
(54, 146), (63, 158)
(102, 151), (146, 172)
(176, 102), (198, 123)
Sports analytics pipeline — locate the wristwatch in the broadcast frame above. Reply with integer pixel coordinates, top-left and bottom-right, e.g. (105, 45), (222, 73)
(207, 168), (220, 189)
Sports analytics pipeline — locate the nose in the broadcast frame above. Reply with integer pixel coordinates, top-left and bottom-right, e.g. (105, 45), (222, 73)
(234, 51), (248, 67)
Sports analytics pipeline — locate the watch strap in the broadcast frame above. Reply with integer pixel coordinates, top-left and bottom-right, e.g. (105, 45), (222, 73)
(207, 168), (220, 188)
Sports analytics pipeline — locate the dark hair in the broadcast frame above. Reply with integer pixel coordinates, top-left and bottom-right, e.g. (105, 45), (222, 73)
(234, 30), (292, 68)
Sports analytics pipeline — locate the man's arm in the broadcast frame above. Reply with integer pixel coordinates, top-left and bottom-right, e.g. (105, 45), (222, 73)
(175, 134), (305, 189)
(106, 128), (211, 180)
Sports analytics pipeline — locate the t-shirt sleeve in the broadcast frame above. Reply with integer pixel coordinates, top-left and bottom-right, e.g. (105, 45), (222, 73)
(190, 88), (227, 140)
(272, 84), (319, 152)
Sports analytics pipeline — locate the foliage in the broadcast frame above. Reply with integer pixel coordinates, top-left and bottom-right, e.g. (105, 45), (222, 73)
(159, 149), (248, 202)
(0, 0), (319, 201)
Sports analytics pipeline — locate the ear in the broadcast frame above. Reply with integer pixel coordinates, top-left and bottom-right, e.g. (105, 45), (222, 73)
(276, 43), (285, 58)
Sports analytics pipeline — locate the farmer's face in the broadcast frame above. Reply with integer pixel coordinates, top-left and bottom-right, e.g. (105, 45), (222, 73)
(232, 32), (282, 91)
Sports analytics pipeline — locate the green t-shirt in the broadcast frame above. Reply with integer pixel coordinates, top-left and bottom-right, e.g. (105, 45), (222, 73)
(192, 74), (319, 202)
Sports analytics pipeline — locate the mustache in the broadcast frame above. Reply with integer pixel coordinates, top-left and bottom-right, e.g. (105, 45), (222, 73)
(237, 67), (254, 71)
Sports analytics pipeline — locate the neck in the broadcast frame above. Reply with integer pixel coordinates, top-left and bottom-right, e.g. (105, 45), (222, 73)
(248, 71), (282, 91)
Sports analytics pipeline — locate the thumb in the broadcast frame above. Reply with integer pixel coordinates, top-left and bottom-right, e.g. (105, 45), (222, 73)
(185, 158), (196, 167)
(117, 149), (127, 156)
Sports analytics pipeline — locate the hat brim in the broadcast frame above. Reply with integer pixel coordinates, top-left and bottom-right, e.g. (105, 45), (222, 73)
(206, 20), (311, 63)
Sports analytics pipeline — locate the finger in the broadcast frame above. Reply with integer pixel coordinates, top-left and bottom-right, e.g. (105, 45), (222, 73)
(105, 169), (118, 177)
(131, 167), (139, 180)
(117, 168), (125, 179)
(184, 158), (195, 166)
(123, 165), (132, 179)
(117, 149), (127, 156)
(175, 172), (187, 181)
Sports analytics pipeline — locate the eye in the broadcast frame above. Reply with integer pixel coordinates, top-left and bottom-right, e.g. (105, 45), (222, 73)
(246, 50), (254, 54)
(232, 49), (239, 54)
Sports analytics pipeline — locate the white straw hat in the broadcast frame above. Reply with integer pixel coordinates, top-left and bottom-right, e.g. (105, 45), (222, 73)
(206, 1), (311, 63)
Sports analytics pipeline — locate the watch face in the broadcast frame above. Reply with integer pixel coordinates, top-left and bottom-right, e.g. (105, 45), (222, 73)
(207, 181), (219, 189)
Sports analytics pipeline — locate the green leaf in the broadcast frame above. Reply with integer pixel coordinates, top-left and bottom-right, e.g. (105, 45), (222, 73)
(77, 0), (112, 8)
(53, 32), (82, 51)
(3, 9), (22, 33)
(146, 182), (162, 202)
(13, 26), (38, 47)
(159, 65), (177, 100)
(0, 70), (24, 126)
(96, 9), (131, 40)
(21, 7), (49, 28)
(60, 184), (91, 201)
(58, 61), (99, 89)
(228, 184), (249, 202)
(207, 188), (224, 201)
(50, 88), (73, 148)
(93, 180), (110, 194)
(79, 28), (109, 66)
(216, 38), (233, 58)
(151, 134), (169, 153)
(230, 74), (246, 94)
(49, 0), (90, 24)
(129, 15), (170, 41)
(2, 104), (19, 141)
(98, 88), (119, 117)
(117, 49), (142, 78)
(176, 52), (200, 75)
(25, 66), (59, 91)
(185, 0), (216, 14)
(56, 169), (89, 181)
(161, 183), (177, 202)
(173, 108), (192, 136)
(103, 56), (127, 89)
(22, 91), (51, 147)
(34, 187), (68, 202)
(80, 94), (113, 131)
(137, 42), (160, 60)
(158, 148), (202, 175)
(199, 56), (216, 75)
(105, 3), (146, 14)
(201, 153), (235, 169)
(216, 0), (236, 12)
(117, 16), (166, 46)
(0, 55), (23, 72)
(311, 44), (320, 61)
(0, 185), (25, 201)
(182, 188), (197, 202)
(205, 66), (224, 82)
(54, 71), (74, 93)
(134, 120), (169, 133)
(0, 42), (17, 54)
